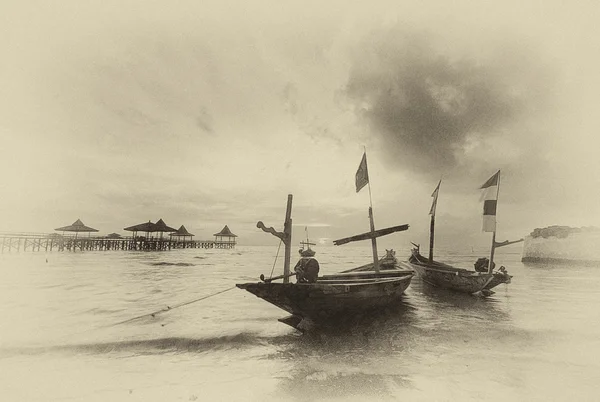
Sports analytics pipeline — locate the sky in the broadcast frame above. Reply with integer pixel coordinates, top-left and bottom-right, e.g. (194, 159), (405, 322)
(1, 0), (599, 249)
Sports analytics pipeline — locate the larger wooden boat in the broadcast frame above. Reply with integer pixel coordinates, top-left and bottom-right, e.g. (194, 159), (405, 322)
(237, 152), (414, 330)
(406, 173), (514, 295)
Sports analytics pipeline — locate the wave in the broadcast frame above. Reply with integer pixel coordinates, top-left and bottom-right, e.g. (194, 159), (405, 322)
(0, 333), (278, 357)
(149, 262), (195, 267)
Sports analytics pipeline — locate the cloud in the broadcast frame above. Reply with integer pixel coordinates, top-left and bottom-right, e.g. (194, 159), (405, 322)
(344, 27), (559, 180)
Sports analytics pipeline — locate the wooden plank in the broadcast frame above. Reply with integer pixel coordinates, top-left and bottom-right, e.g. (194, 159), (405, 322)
(333, 224), (409, 246)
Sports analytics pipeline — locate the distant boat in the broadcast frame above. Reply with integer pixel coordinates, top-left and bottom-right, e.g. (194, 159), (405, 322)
(407, 173), (513, 295)
(298, 226), (316, 257)
(236, 151), (414, 330)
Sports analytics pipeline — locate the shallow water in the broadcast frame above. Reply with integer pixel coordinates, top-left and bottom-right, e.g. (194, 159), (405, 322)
(1, 245), (599, 401)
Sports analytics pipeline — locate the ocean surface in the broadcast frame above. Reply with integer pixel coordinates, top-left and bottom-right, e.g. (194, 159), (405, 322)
(1, 244), (599, 401)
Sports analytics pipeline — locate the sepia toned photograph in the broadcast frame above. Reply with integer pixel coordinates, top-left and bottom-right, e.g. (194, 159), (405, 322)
(1, 1), (599, 401)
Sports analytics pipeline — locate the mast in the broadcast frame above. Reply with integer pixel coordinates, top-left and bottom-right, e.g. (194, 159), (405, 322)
(369, 206), (379, 273)
(428, 180), (441, 263)
(428, 213), (435, 263)
(283, 194), (293, 282)
(256, 194), (293, 283)
(488, 172), (501, 274)
(364, 149), (379, 273)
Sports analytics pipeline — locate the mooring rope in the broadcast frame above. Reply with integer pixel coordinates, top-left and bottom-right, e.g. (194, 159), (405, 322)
(268, 239), (283, 280)
(111, 286), (236, 326)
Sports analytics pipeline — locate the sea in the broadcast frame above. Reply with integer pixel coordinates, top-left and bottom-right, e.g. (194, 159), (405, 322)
(1, 245), (599, 402)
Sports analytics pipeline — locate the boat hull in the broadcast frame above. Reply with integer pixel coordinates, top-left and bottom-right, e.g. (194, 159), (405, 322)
(236, 272), (414, 325)
(408, 263), (493, 293)
(484, 272), (512, 290)
(407, 251), (494, 294)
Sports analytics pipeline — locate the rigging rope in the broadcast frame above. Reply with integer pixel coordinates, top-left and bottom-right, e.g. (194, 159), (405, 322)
(268, 239), (283, 280)
(111, 286), (236, 326)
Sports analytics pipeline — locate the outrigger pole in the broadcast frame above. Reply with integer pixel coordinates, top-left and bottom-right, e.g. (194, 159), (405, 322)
(257, 194), (293, 283)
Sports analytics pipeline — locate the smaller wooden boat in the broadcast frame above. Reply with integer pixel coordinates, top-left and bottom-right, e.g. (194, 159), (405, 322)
(407, 173), (514, 295)
(408, 246), (494, 293)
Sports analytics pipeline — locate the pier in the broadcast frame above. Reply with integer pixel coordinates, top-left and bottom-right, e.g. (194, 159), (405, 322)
(0, 232), (236, 253)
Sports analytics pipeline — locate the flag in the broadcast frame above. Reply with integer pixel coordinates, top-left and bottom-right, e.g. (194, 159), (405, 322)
(480, 170), (500, 232)
(355, 152), (369, 193)
(429, 180), (441, 216)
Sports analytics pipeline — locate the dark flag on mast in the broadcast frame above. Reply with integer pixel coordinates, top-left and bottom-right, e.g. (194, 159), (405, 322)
(355, 152), (369, 193)
(429, 180), (441, 216)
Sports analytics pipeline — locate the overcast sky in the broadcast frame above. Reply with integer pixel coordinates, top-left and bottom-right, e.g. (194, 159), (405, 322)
(1, 1), (599, 248)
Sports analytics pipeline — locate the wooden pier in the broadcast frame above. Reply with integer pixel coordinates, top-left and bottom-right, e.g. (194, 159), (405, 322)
(0, 232), (236, 253)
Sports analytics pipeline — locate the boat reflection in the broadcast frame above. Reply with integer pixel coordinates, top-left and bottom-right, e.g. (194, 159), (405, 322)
(266, 299), (419, 400)
(411, 279), (511, 323)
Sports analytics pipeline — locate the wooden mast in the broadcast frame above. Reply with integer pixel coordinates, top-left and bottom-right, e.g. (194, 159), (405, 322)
(256, 194), (293, 283)
(283, 194), (293, 282)
(368, 207), (379, 273)
(333, 149), (411, 271)
(363, 149), (379, 273)
(428, 180), (441, 263)
(488, 172), (500, 274)
(428, 213), (435, 263)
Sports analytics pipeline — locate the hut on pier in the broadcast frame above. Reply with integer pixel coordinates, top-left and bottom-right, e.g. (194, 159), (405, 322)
(154, 219), (177, 239)
(124, 221), (156, 240)
(170, 225), (194, 243)
(55, 219), (99, 239)
(213, 225), (237, 248)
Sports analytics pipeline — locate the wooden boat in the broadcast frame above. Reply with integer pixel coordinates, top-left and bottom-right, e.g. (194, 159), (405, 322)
(406, 173), (514, 295)
(237, 152), (414, 330)
(408, 245), (494, 293)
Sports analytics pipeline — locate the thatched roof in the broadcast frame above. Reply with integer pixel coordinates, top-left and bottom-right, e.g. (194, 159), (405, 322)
(55, 219), (99, 233)
(154, 218), (177, 233)
(124, 221), (156, 232)
(172, 225), (194, 236)
(213, 225), (237, 237)
(106, 233), (122, 239)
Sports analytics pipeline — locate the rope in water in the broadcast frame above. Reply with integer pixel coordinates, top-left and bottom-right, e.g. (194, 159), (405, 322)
(111, 286), (236, 326)
(268, 239), (283, 280)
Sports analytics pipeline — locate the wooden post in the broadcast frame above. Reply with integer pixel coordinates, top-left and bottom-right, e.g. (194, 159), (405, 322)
(283, 194), (293, 283)
(488, 171), (501, 274)
(489, 232), (497, 274)
(428, 214), (435, 263)
(256, 194), (294, 283)
(369, 207), (379, 273)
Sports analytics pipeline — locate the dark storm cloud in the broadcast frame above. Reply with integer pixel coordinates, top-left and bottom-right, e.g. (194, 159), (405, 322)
(344, 29), (556, 176)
